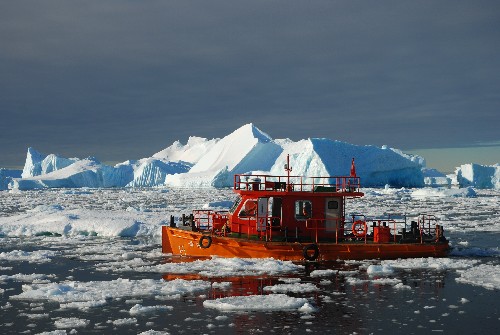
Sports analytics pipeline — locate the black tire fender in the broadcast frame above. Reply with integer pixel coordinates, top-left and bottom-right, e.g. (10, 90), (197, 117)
(303, 244), (319, 261)
(199, 235), (212, 249)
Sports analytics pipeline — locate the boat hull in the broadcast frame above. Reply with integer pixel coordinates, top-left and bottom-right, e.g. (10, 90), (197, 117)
(162, 227), (449, 261)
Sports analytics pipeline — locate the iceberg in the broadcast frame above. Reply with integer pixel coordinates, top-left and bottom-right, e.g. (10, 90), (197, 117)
(21, 147), (78, 178)
(125, 158), (191, 187)
(0, 168), (22, 191)
(152, 136), (219, 164)
(165, 123), (283, 187)
(11, 157), (130, 190)
(8, 123), (495, 190)
(422, 168), (452, 187)
(268, 138), (424, 188)
(455, 163), (500, 189)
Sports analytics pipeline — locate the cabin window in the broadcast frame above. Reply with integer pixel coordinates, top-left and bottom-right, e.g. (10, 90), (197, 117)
(295, 200), (312, 220)
(239, 199), (257, 218)
(328, 200), (339, 210)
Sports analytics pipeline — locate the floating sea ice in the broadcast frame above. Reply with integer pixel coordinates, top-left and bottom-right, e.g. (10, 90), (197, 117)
(371, 278), (402, 286)
(455, 264), (500, 290)
(345, 277), (369, 285)
(129, 304), (173, 315)
(0, 250), (58, 263)
(138, 331), (171, 335)
(35, 330), (68, 335)
(203, 294), (311, 312)
(366, 264), (395, 275)
(130, 257), (303, 277)
(338, 270), (359, 277)
(263, 283), (319, 293)
(111, 318), (137, 326)
(0, 273), (54, 284)
(11, 278), (211, 304)
(411, 187), (477, 198)
(54, 317), (90, 329)
(298, 302), (317, 313)
(381, 257), (479, 271)
(309, 269), (338, 277)
(393, 283), (412, 290)
(20, 313), (49, 319)
(59, 300), (108, 311)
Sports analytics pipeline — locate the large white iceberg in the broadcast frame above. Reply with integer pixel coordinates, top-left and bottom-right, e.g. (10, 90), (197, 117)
(11, 157), (130, 190)
(455, 163), (500, 189)
(152, 136), (219, 164)
(268, 138), (424, 188)
(7, 123), (496, 190)
(125, 158), (191, 187)
(21, 147), (78, 178)
(165, 123), (283, 187)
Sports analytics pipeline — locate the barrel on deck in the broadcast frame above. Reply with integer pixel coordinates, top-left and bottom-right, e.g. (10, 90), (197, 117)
(373, 226), (391, 243)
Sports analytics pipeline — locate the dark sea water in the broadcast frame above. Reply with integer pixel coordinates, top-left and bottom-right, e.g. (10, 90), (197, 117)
(1, 237), (499, 335)
(1, 188), (499, 334)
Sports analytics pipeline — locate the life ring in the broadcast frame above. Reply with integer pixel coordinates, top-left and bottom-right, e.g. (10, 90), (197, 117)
(352, 220), (367, 237)
(303, 244), (319, 261)
(199, 235), (212, 249)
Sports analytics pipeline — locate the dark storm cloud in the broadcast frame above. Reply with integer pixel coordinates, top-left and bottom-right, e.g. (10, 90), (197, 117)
(1, 0), (499, 167)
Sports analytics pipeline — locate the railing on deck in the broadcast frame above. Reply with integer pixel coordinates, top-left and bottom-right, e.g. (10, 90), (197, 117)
(192, 210), (229, 234)
(234, 174), (361, 193)
(189, 210), (442, 244)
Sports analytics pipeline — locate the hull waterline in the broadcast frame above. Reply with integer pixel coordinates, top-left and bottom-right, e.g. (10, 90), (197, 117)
(162, 227), (449, 261)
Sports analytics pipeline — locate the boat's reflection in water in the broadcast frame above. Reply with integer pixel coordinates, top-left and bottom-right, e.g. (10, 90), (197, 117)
(160, 256), (358, 300)
(160, 256), (448, 333)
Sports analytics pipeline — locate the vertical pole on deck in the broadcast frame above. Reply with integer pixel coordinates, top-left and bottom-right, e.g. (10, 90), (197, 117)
(285, 154), (292, 192)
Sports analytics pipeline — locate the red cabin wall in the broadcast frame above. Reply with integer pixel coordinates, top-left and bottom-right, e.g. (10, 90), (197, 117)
(229, 192), (346, 240)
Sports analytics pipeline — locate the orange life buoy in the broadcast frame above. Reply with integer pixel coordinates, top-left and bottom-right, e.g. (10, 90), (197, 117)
(352, 220), (367, 237)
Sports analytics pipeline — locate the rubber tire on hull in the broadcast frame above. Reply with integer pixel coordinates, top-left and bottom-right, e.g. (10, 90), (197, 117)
(303, 244), (320, 261)
(199, 235), (212, 249)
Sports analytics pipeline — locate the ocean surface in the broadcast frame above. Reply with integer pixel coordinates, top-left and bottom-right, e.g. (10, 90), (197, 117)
(0, 187), (499, 334)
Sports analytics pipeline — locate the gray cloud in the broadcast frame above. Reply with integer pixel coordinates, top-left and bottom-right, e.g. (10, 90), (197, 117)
(1, 0), (499, 167)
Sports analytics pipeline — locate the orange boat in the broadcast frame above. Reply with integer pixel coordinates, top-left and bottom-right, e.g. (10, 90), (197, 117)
(162, 156), (449, 261)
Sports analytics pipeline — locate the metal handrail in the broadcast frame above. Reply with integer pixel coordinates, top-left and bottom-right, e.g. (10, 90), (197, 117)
(234, 174), (361, 193)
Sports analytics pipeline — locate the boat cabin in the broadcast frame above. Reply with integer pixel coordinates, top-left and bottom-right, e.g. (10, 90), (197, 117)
(224, 173), (363, 242)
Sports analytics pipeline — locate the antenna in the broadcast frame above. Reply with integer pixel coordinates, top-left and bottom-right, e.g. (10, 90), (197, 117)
(284, 154), (292, 188)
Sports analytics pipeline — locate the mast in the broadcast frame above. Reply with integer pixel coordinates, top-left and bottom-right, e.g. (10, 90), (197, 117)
(284, 154), (292, 190)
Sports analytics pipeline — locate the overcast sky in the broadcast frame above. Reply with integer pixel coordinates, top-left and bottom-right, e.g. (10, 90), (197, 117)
(1, 0), (499, 170)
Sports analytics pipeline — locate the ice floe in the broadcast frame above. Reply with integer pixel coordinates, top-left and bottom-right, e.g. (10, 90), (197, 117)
(455, 264), (500, 290)
(96, 257), (303, 277)
(381, 257), (480, 271)
(263, 283), (319, 293)
(203, 293), (311, 312)
(11, 278), (211, 304)
(0, 250), (59, 263)
(129, 304), (173, 315)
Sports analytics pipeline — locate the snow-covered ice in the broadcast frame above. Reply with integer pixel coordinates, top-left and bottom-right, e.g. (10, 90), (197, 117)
(203, 294), (311, 312)
(11, 278), (211, 304)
